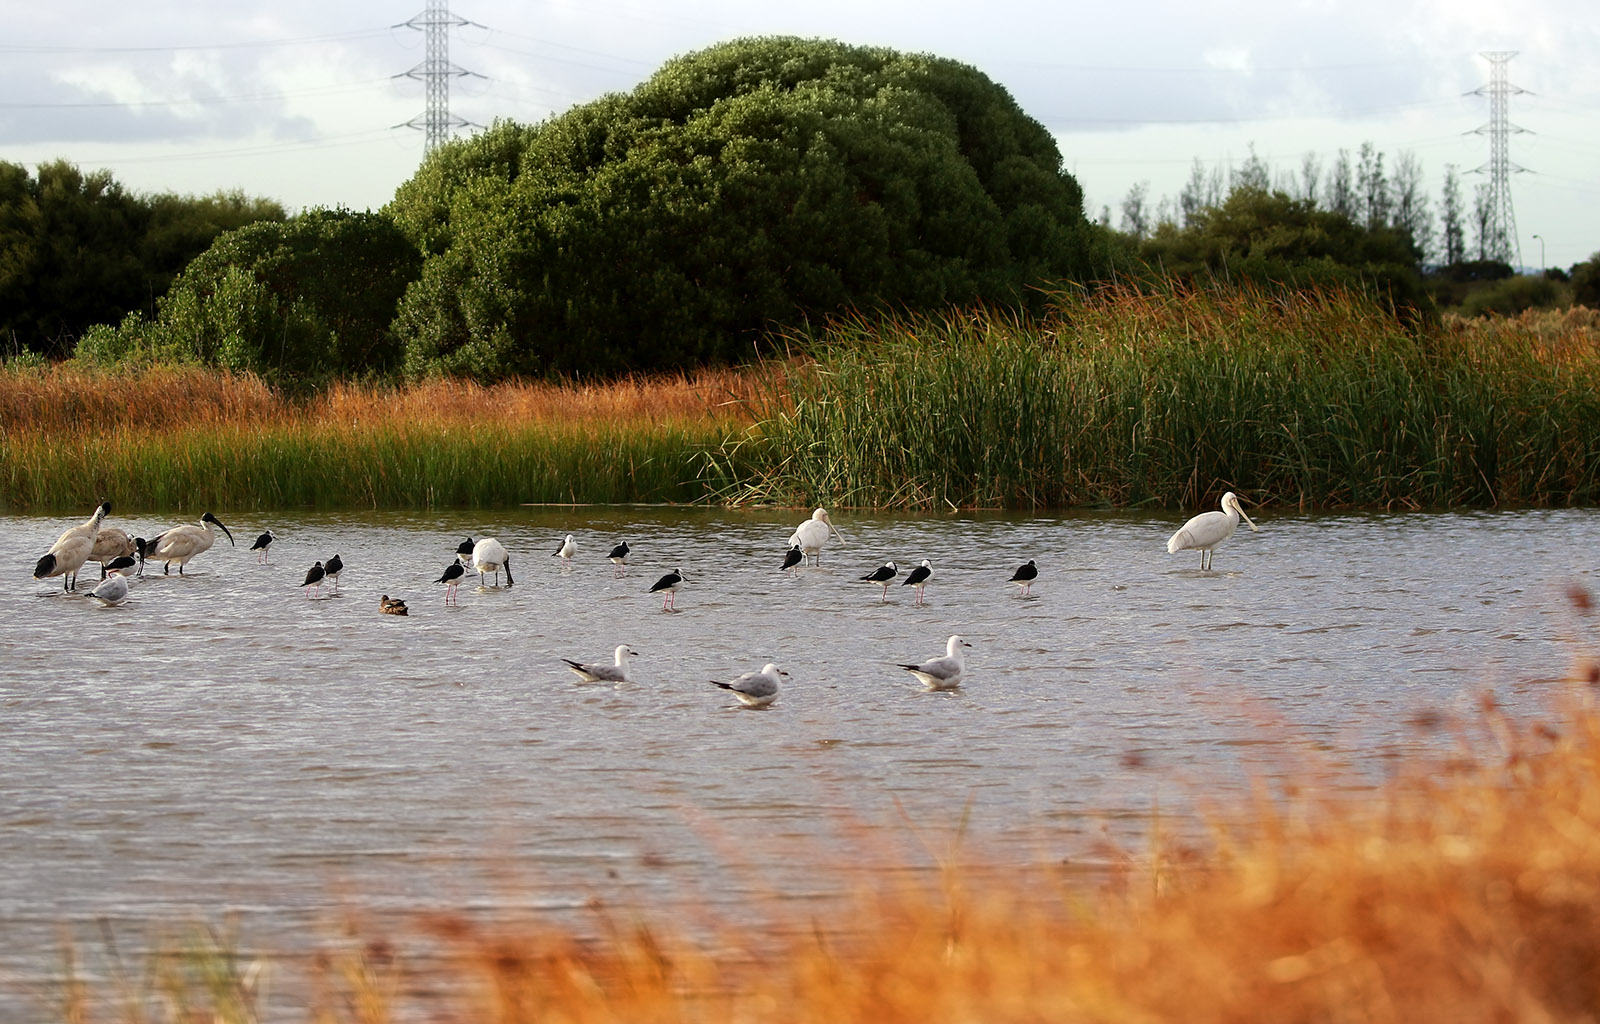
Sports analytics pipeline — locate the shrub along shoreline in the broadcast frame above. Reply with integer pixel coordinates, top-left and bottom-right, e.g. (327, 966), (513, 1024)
(4, 288), (1599, 514)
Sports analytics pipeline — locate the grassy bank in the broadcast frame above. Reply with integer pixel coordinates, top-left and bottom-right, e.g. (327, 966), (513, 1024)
(0, 368), (764, 511)
(44, 601), (1600, 1022)
(738, 289), (1600, 509)
(5, 292), (1600, 512)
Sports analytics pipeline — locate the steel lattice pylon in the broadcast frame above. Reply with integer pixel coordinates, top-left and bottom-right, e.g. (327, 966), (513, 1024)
(1470, 51), (1527, 266)
(398, 0), (481, 153)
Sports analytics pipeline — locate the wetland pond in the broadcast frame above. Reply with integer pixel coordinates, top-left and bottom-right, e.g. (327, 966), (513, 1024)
(1, 504), (1596, 1006)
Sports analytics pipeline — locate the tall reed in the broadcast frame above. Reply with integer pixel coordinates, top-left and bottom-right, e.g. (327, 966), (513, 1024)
(735, 285), (1600, 509)
(0, 367), (764, 511)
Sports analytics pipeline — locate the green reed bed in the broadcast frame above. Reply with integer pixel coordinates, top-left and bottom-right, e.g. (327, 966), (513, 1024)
(0, 419), (747, 512)
(736, 285), (1600, 509)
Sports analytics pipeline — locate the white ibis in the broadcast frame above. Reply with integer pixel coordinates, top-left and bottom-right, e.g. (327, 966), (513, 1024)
(145, 512), (234, 575)
(562, 645), (638, 683)
(1167, 491), (1260, 570)
(89, 526), (137, 578)
(899, 635), (972, 691)
(712, 663), (786, 708)
(34, 500), (110, 591)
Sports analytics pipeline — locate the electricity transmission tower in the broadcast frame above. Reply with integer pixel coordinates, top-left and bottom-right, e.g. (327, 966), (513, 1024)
(398, 0), (483, 153)
(1469, 51), (1527, 266)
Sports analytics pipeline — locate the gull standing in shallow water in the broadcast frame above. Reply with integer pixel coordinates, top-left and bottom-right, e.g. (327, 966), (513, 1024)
(562, 645), (638, 682)
(712, 663), (787, 707)
(1167, 491), (1259, 570)
(89, 569), (133, 607)
(899, 635), (972, 691)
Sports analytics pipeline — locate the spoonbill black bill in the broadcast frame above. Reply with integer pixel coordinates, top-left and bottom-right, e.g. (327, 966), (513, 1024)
(901, 559), (933, 604)
(1009, 559), (1038, 597)
(899, 634), (972, 691)
(250, 530), (276, 563)
(793, 508), (845, 565)
(470, 538), (513, 587)
(649, 568), (684, 610)
(562, 645), (638, 683)
(435, 561), (465, 605)
(860, 560), (898, 601)
(712, 663), (786, 707)
(33, 500), (111, 591)
(1166, 491), (1259, 571)
(146, 512), (234, 575)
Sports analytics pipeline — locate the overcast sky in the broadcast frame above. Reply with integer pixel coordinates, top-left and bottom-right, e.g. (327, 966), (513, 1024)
(4, 0), (1597, 268)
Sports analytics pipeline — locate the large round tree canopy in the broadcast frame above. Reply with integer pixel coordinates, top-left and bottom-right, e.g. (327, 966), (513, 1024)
(388, 36), (1094, 379)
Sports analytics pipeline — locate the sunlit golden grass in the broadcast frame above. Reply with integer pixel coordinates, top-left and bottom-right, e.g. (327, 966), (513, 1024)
(49, 590), (1600, 1022)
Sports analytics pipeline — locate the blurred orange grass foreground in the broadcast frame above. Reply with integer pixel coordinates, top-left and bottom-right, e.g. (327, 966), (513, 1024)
(52, 587), (1600, 1023)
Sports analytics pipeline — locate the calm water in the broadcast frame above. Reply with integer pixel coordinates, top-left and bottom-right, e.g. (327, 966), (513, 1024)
(2, 505), (1596, 1007)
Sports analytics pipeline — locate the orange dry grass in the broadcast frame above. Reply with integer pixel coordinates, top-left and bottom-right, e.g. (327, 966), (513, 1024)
(293, 654), (1600, 1022)
(0, 364), (768, 438)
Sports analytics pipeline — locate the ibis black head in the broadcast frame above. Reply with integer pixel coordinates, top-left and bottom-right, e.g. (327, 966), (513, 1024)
(98, 499), (112, 516)
(34, 553), (57, 579)
(202, 512), (236, 545)
(457, 538), (475, 557)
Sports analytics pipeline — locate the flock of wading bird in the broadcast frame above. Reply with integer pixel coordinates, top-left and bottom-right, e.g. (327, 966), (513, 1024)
(30, 495), (1260, 707)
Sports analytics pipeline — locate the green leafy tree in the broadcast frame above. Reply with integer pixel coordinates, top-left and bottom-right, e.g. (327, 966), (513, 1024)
(78, 209), (419, 383)
(389, 36), (1101, 380)
(1573, 253), (1600, 308)
(1139, 185), (1429, 313)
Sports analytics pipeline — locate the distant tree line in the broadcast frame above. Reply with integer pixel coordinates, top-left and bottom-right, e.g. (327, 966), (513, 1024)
(0, 160), (285, 359)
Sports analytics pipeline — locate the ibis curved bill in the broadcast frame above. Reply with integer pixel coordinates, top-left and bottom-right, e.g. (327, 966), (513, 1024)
(562, 645), (638, 683)
(899, 634), (971, 691)
(146, 512), (234, 576)
(792, 508), (845, 565)
(1166, 491), (1259, 571)
(712, 663), (786, 707)
(34, 500), (111, 591)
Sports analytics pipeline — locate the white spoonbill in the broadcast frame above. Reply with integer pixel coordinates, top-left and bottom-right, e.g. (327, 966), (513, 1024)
(145, 512), (235, 575)
(899, 634), (972, 691)
(34, 500), (111, 591)
(470, 537), (514, 587)
(860, 560), (898, 601)
(649, 568), (685, 610)
(901, 559), (933, 605)
(1166, 492), (1259, 571)
(712, 663), (787, 708)
(792, 508), (846, 565)
(89, 568), (133, 607)
(562, 645), (638, 683)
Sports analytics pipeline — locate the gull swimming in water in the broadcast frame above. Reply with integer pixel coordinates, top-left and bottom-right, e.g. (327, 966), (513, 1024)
(711, 663), (787, 708)
(562, 645), (638, 683)
(899, 634), (972, 691)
